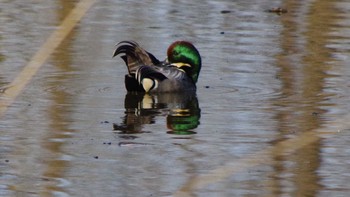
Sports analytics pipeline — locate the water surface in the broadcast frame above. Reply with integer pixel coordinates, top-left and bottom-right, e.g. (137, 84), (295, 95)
(1, 0), (350, 196)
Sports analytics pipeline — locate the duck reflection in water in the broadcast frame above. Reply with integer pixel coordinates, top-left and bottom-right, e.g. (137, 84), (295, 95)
(113, 92), (200, 135)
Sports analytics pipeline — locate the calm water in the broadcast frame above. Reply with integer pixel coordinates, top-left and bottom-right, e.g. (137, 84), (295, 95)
(1, 0), (350, 196)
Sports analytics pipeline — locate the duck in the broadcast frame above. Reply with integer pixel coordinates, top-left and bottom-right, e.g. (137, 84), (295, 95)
(113, 40), (201, 93)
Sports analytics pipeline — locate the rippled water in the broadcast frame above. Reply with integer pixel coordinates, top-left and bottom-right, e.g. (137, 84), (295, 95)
(1, 0), (350, 196)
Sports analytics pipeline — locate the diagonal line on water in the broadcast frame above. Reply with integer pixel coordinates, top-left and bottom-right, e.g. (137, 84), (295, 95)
(173, 114), (350, 196)
(0, 0), (97, 118)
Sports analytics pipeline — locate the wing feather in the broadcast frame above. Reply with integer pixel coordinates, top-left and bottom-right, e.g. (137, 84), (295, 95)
(113, 41), (160, 74)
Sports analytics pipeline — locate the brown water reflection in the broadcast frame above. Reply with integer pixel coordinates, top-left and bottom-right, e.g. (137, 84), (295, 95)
(40, 1), (77, 195)
(1, 0), (350, 196)
(272, 1), (341, 196)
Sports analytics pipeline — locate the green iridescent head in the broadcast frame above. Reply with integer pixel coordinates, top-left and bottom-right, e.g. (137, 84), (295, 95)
(167, 41), (201, 83)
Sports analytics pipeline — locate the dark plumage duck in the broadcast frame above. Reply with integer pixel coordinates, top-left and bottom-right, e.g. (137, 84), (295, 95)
(113, 40), (201, 93)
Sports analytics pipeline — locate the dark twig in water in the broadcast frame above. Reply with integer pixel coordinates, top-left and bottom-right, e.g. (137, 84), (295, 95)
(267, 7), (288, 15)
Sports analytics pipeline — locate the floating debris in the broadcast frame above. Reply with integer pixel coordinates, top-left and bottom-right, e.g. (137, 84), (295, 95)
(220, 10), (231, 14)
(267, 7), (288, 14)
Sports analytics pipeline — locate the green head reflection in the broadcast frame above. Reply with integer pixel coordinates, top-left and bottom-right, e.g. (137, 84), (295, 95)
(166, 101), (200, 135)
